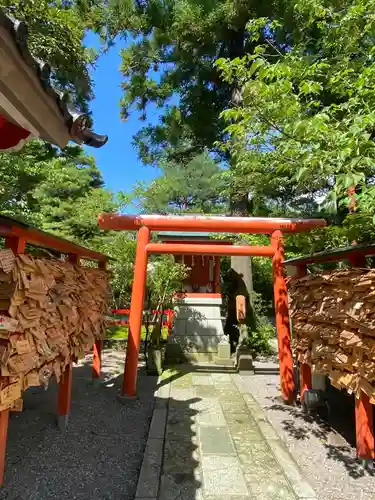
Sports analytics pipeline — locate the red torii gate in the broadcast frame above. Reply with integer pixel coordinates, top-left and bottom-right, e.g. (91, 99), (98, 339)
(99, 214), (326, 403)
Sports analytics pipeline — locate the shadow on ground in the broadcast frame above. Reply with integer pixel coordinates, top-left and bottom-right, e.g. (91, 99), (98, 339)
(158, 392), (201, 499)
(157, 362), (236, 390)
(0, 351), (202, 500)
(265, 380), (375, 480)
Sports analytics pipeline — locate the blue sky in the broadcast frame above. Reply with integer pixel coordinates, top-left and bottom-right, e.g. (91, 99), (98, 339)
(84, 33), (159, 195)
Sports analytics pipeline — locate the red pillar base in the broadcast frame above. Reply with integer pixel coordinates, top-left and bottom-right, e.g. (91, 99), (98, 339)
(92, 339), (102, 380)
(0, 410), (9, 486)
(58, 363), (73, 431)
(355, 393), (375, 464)
(300, 363), (312, 402)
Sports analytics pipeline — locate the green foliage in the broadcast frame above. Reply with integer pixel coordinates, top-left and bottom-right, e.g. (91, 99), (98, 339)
(95, 232), (137, 308)
(0, 141), (121, 241)
(251, 290), (268, 319)
(246, 321), (275, 357)
(0, 142), (45, 223)
(146, 256), (189, 311)
(132, 151), (227, 214)
(145, 256), (189, 346)
(0, 140), (137, 313)
(246, 290), (275, 357)
(0, 2), (140, 314)
(216, 233), (274, 308)
(106, 325), (169, 340)
(0, 2), (121, 243)
(111, 0), (375, 316)
(216, 0), (375, 239)
(108, 0), (281, 165)
(30, 146), (117, 240)
(8, 0), (375, 342)
(240, 234), (273, 307)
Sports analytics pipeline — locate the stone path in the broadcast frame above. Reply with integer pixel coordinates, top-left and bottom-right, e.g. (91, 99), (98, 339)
(135, 366), (317, 500)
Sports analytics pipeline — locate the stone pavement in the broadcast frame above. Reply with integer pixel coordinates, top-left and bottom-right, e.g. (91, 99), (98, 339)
(135, 366), (317, 500)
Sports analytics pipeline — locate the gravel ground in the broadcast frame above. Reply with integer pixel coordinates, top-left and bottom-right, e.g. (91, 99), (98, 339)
(245, 359), (375, 500)
(0, 349), (157, 500)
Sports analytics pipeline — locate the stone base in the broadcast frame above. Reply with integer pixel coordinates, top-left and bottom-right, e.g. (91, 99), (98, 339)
(57, 414), (69, 431)
(237, 353), (254, 373)
(167, 295), (231, 364)
(165, 342), (218, 363)
(312, 373), (327, 391)
(214, 358), (235, 367)
(234, 344), (254, 373)
(117, 393), (138, 404)
(217, 339), (231, 361)
(233, 345), (254, 373)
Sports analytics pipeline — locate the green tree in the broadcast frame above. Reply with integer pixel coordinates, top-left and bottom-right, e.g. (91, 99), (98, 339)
(133, 151), (227, 214)
(0, 141), (121, 242)
(216, 1), (375, 245)
(0, 140), (134, 308)
(31, 144), (111, 240)
(145, 256), (189, 344)
(0, 143), (45, 222)
(108, 1), (283, 171)
(96, 231), (137, 308)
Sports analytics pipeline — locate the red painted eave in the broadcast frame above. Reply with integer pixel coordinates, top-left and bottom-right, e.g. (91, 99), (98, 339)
(0, 114), (33, 151)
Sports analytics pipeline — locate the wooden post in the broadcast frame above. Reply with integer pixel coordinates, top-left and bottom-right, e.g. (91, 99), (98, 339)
(122, 226), (150, 397)
(271, 231), (295, 404)
(0, 411), (9, 486)
(167, 309), (173, 337)
(300, 363), (313, 402)
(348, 252), (374, 462)
(355, 393), (375, 463)
(5, 236), (26, 254)
(214, 256), (221, 293)
(68, 253), (80, 266)
(92, 259), (107, 380)
(295, 264), (307, 277)
(0, 236), (27, 485)
(92, 340), (102, 380)
(290, 264), (312, 402)
(57, 362), (73, 431)
(349, 253), (367, 268)
(57, 252), (79, 430)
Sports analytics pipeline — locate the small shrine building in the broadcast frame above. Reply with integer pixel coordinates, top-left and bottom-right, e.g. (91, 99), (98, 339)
(158, 231), (232, 362)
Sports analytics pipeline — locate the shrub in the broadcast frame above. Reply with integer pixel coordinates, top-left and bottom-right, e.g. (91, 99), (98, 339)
(246, 320), (275, 357)
(106, 325), (169, 340)
(246, 291), (275, 357)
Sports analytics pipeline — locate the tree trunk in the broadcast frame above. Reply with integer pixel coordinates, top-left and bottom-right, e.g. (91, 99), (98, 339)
(227, 28), (255, 333)
(230, 197), (256, 332)
(230, 193), (253, 301)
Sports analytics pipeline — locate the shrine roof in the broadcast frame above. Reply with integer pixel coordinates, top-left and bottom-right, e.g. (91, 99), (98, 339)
(0, 10), (108, 148)
(158, 231), (211, 238)
(158, 231), (233, 242)
(284, 242), (375, 267)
